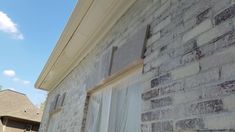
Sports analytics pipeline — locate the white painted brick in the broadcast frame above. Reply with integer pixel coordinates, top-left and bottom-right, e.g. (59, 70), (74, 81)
(183, 19), (212, 43)
(223, 94), (235, 111)
(152, 16), (171, 34)
(172, 62), (200, 80)
(212, 0), (231, 14)
(147, 32), (160, 47)
(232, 17), (235, 27)
(221, 62), (235, 79)
(144, 49), (160, 64)
(141, 100), (152, 112)
(151, 54), (169, 68)
(197, 19), (234, 46)
(154, 0), (171, 18)
(185, 68), (220, 88)
(205, 113), (235, 129)
(183, 1), (210, 22)
(161, 0), (168, 5)
(173, 89), (202, 104)
(200, 46), (235, 70)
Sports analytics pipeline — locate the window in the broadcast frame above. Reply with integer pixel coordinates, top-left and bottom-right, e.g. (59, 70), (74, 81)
(49, 92), (66, 114)
(84, 25), (147, 132)
(85, 82), (142, 132)
(24, 124), (32, 132)
(109, 26), (149, 75)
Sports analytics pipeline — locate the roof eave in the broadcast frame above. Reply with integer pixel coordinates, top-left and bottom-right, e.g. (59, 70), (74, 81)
(35, 0), (136, 91)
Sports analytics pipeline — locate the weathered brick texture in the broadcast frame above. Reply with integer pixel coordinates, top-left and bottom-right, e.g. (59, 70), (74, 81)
(40, 0), (235, 132)
(142, 0), (235, 131)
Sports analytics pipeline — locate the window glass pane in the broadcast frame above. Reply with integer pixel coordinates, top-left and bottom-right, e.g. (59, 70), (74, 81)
(108, 83), (142, 132)
(85, 89), (112, 132)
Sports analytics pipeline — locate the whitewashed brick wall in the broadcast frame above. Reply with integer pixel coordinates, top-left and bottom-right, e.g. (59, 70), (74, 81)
(40, 0), (235, 131)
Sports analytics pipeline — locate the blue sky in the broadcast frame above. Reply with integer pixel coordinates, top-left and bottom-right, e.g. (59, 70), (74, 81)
(0, 0), (77, 107)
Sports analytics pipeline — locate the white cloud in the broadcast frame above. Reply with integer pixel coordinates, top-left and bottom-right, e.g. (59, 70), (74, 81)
(0, 11), (24, 40)
(13, 77), (31, 86)
(3, 70), (30, 86)
(3, 70), (16, 77)
(22, 80), (30, 85)
(13, 77), (20, 82)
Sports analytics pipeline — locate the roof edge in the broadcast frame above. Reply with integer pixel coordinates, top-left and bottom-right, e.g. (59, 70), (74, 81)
(35, 0), (93, 90)
(35, 0), (136, 91)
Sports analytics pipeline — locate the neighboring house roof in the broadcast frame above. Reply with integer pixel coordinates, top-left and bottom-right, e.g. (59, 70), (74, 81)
(0, 89), (42, 122)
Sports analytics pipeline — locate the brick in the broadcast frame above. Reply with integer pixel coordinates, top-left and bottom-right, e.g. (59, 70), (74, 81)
(154, 0), (171, 19)
(173, 89), (202, 104)
(151, 96), (172, 109)
(144, 63), (152, 73)
(197, 8), (212, 24)
(142, 100), (152, 112)
(200, 46), (235, 70)
(159, 57), (182, 74)
(168, 39), (197, 58)
(159, 81), (184, 96)
(160, 108), (174, 120)
(189, 99), (224, 115)
(183, 1), (211, 22)
(151, 73), (171, 88)
(152, 32), (173, 50)
(215, 4), (235, 25)
(184, 16), (197, 32)
(171, 62), (200, 80)
(185, 68), (220, 88)
(161, 0), (168, 5)
(147, 32), (161, 47)
(204, 113), (235, 129)
(144, 48), (160, 63)
(152, 16), (171, 34)
(218, 80), (235, 94)
(150, 54), (169, 69)
(181, 48), (204, 65)
(144, 45), (153, 57)
(223, 94), (235, 111)
(141, 124), (151, 132)
(202, 85), (225, 100)
(142, 89), (160, 101)
(212, 0), (231, 16)
(175, 118), (205, 130)
(221, 62), (235, 79)
(142, 110), (160, 122)
(197, 19), (234, 46)
(152, 121), (173, 132)
(183, 19), (212, 43)
(199, 31), (235, 58)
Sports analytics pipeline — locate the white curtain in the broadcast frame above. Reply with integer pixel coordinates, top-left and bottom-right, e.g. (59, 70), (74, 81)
(85, 83), (141, 132)
(85, 89), (112, 132)
(108, 83), (141, 132)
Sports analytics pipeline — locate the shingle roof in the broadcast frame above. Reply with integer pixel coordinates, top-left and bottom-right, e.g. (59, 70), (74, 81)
(0, 89), (42, 122)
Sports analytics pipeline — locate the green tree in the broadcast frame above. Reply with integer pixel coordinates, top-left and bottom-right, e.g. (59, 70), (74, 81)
(40, 101), (46, 112)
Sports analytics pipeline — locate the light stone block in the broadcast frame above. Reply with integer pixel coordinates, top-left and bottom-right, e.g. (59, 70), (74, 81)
(223, 94), (235, 111)
(154, 0), (171, 18)
(152, 16), (171, 34)
(221, 62), (235, 79)
(200, 46), (235, 70)
(204, 113), (235, 129)
(172, 62), (200, 80)
(147, 32), (160, 47)
(197, 19), (233, 46)
(183, 19), (212, 43)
